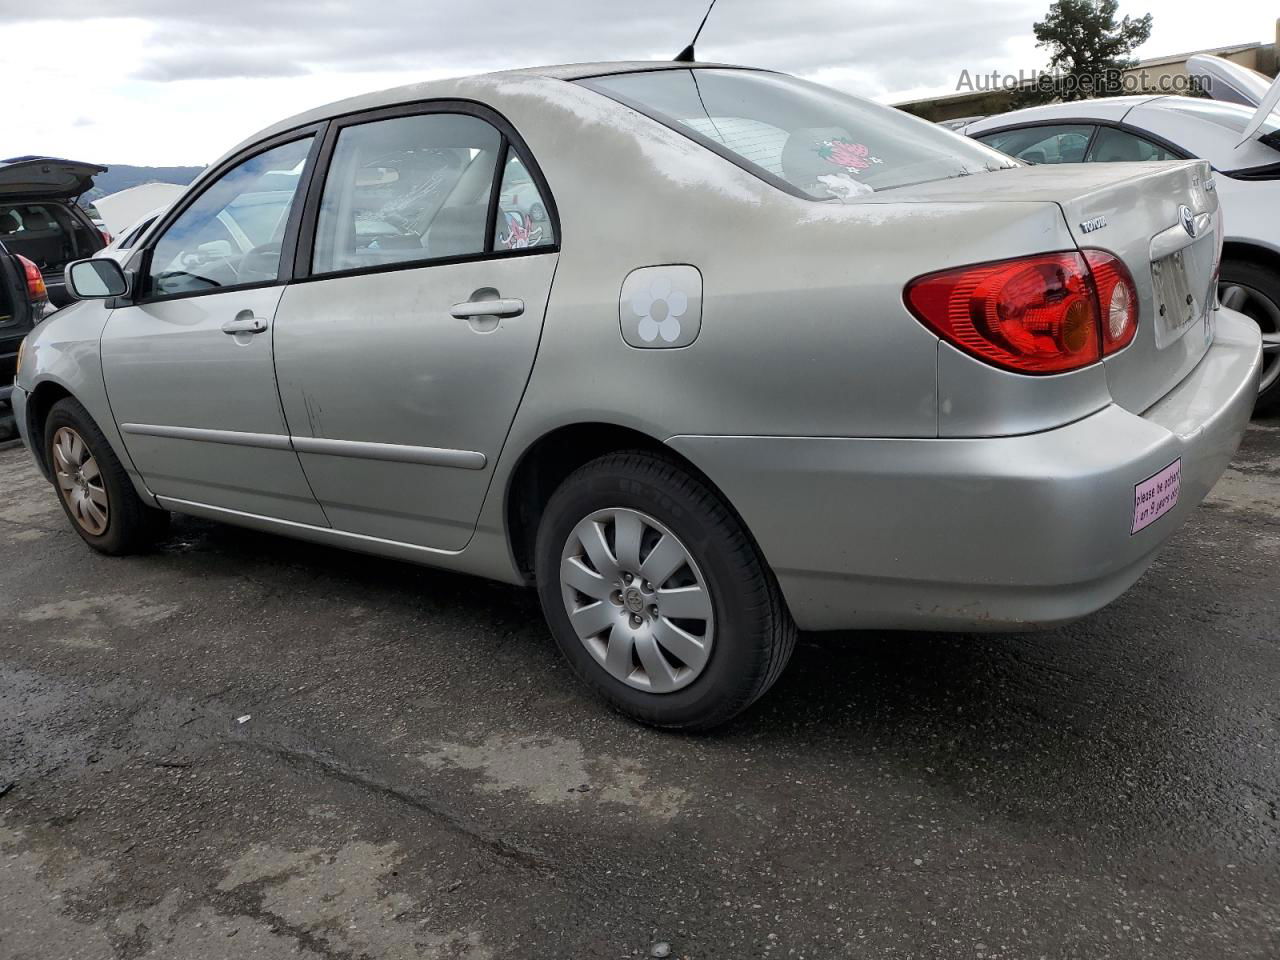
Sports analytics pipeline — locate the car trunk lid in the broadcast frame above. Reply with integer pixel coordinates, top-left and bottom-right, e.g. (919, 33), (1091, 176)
(0, 156), (105, 200)
(1055, 160), (1218, 414)
(863, 160), (1220, 413)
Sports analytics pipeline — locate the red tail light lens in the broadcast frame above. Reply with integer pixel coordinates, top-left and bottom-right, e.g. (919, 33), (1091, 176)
(99, 227), (113, 245)
(16, 254), (47, 300)
(1083, 250), (1137, 354)
(905, 250), (1139, 374)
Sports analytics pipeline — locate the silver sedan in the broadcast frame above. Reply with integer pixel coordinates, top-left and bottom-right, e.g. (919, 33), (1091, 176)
(12, 62), (1262, 728)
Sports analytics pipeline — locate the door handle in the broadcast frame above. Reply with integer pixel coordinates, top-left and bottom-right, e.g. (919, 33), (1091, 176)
(222, 314), (268, 335)
(450, 298), (524, 320)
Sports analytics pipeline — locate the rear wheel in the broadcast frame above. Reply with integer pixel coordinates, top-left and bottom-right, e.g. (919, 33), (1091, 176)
(534, 451), (796, 730)
(1219, 260), (1280, 410)
(44, 397), (169, 554)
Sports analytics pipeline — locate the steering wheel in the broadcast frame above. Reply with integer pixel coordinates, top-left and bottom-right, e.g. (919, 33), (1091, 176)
(239, 241), (282, 277)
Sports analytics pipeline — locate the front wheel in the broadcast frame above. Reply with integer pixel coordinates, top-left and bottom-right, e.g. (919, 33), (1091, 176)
(534, 451), (796, 730)
(44, 397), (169, 554)
(1219, 260), (1280, 411)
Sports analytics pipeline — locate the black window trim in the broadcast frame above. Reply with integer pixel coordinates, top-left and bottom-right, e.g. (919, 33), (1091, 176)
(972, 117), (1193, 167)
(291, 97), (561, 286)
(122, 124), (329, 308)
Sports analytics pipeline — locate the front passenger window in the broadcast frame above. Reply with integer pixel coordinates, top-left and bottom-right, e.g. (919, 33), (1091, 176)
(145, 137), (313, 298)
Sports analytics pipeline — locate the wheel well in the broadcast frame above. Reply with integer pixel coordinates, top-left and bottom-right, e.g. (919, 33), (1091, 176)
(505, 423), (733, 581)
(1222, 240), (1280, 276)
(25, 381), (73, 474)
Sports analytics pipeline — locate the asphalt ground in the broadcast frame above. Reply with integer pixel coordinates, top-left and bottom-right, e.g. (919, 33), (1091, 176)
(1, 416), (1278, 959)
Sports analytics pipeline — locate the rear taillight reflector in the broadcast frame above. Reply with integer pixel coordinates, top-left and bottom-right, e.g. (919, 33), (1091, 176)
(1083, 250), (1137, 354)
(904, 249), (1139, 374)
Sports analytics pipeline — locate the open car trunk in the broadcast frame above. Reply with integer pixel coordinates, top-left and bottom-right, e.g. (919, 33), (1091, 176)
(863, 160), (1221, 414)
(0, 157), (105, 200)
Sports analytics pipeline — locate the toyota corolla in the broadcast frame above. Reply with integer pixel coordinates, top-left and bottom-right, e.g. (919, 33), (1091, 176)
(11, 62), (1262, 729)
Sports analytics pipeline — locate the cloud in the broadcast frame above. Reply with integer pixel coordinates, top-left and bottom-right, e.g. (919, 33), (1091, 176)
(134, 49), (310, 82)
(2, 0), (1046, 92)
(0, 1), (1269, 165)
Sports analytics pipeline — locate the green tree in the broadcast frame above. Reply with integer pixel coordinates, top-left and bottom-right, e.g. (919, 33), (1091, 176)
(1017, 0), (1153, 105)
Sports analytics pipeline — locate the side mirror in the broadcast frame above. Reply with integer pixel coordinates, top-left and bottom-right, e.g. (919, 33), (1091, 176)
(66, 258), (129, 300)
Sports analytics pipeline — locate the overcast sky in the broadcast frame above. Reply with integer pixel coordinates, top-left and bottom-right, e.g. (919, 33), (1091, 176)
(0, 1), (1273, 166)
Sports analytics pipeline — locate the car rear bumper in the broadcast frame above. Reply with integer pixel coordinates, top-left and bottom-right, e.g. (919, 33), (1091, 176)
(668, 308), (1262, 632)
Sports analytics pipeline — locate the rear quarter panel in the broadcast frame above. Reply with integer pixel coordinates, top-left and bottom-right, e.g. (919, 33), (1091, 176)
(464, 74), (1087, 454)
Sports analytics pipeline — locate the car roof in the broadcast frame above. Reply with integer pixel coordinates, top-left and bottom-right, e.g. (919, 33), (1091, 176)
(961, 96), (1161, 135)
(216, 61), (751, 172)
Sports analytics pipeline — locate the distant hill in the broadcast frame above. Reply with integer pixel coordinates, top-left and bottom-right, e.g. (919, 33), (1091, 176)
(83, 164), (205, 204)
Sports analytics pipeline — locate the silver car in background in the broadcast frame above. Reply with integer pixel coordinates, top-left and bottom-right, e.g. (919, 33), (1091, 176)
(12, 63), (1262, 728)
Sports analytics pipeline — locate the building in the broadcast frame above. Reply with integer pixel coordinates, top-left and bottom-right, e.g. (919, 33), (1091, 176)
(896, 23), (1279, 123)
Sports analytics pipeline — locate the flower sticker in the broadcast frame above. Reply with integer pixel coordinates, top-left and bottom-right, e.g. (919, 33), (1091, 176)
(817, 139), (884, 174)
(631, 276), (688, 344)
(499, 210), (543, 249)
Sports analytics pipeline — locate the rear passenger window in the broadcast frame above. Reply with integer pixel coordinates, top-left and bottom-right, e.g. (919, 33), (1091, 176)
(312, 113), (502, 275)
(1085, 127), (1179, 162)
(493, 152), (556, 251)
(977, 125), (1095, 164)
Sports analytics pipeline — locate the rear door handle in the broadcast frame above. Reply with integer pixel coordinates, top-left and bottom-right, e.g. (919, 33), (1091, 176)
(450, 298), (524, 320)
(222, 313), (268, 335)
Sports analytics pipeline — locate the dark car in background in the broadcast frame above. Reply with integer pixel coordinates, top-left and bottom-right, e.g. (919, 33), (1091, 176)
(1, 238), (40, 437)
(0, 157), (108, 307)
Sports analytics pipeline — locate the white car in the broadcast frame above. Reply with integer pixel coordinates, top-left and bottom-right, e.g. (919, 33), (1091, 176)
(99, 206), (166, 262)
(961, 58), (1280, 407)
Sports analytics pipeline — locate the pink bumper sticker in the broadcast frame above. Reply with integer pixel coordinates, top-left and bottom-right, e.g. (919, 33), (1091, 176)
(1132, 459), (1181, 534)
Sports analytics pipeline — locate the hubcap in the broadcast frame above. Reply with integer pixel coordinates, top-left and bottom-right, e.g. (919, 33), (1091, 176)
(559, 507), (714, 693)
(52, 426), (109, 535)
(1219, 280), (1280, 395)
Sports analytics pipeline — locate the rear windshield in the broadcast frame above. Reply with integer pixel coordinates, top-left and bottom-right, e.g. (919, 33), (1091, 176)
(579, 69), (1017, 200)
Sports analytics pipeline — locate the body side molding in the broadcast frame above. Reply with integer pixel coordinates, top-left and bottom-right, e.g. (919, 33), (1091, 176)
(120, 423), (486, 469)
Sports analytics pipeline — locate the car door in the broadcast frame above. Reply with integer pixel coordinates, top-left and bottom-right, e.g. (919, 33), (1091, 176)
(100, 131), (329, 525)
(1, 241), (34, 396)
(271, 105), (559, 551)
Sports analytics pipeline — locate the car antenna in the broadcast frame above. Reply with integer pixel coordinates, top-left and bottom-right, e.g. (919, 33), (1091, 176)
(674, 0), (719, 62)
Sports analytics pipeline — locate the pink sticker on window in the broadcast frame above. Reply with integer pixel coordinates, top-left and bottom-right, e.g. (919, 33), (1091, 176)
(1132, 459), (1181, 534)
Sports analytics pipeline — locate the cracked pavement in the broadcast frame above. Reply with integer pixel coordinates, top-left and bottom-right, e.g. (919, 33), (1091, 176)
(1, 418), (1278, 959)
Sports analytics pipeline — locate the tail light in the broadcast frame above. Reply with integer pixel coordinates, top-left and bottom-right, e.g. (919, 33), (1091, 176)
(16, 254), (47, 301)
(1083, 250), (1138, 354)
(99, 227), (113, 245)
(904, 250), (1138, 374)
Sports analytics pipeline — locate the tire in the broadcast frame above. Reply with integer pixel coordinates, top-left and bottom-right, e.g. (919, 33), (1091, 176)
(44, 397), (169, 555)
(1219, 259), (1280, 412)
(534, 450), (796, 731)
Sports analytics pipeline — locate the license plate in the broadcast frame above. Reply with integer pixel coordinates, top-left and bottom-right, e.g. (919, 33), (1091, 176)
(1151, 250), (1199, 334)
(1132, 459), (1181, 534)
